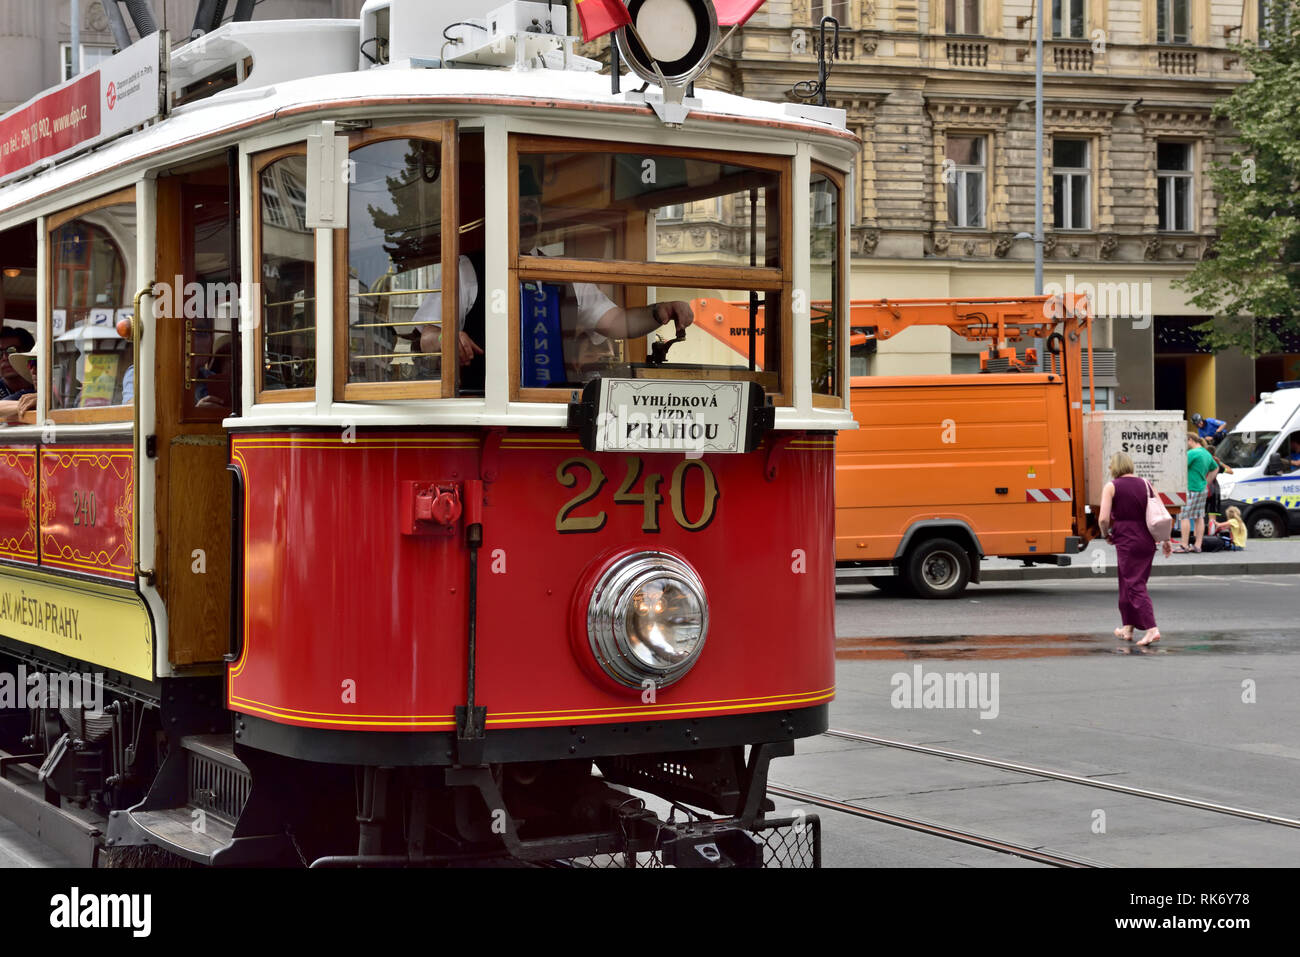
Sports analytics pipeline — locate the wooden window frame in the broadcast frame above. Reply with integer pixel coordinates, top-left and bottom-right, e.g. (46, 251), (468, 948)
(334, 121), (458, 402)
(509, 135), (794, 405)
(811, 163), (846, 409)
(1156, 139), (1195, 234)
(945, 133), (987, 230)
(253, 145), (315, 404)
(1051, 137), (1092, 231)
(46, 185), (138, 425)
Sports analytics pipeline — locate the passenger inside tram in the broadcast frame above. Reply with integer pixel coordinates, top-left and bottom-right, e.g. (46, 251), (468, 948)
(0, 328), (37, 423)
(411, 165), (695, 393)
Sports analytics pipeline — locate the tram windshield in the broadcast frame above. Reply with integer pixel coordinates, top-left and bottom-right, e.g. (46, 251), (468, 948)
(49, 202), (137, 411)
(514, 146), (786, 396)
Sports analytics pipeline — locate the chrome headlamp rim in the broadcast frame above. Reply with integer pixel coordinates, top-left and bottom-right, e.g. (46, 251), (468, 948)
(586, 551), (709, 690)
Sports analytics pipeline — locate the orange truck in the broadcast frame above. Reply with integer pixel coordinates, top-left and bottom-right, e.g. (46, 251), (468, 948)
(835, 295), (1099, 598)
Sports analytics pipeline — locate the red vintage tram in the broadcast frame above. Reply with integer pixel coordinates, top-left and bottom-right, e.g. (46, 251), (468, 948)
(0, 0), (857, 866)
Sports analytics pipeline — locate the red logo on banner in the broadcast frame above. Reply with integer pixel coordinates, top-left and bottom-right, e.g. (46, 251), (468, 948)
(106, 82), (117, 110)
(0, 73), (102, 179)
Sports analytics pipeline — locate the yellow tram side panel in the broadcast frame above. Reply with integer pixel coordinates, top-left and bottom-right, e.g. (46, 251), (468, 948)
(0, 444), (154, 681)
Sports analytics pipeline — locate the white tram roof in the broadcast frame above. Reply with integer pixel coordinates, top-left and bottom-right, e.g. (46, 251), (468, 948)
(0, 22), (855, 223)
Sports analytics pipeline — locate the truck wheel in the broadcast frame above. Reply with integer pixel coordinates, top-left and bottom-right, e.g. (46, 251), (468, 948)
(905, 538), (972, 599)
(1247, 507), (1289, 539)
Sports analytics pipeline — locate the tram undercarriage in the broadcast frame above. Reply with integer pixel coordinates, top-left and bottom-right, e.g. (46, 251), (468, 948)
(0, 649), (818, 868)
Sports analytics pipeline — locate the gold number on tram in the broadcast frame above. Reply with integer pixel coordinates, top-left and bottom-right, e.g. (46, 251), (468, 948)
(555, 457), (608, 533)
(612, 456), (664, 533)
(555, 456), (719, 533)
(71, 490), (97, 527)
(669, 460), (719, 531)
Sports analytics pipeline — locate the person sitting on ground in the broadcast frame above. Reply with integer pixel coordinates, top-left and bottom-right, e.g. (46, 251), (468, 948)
(1220, 505), (1247, 550)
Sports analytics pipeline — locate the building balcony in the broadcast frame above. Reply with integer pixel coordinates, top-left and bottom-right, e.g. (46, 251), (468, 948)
(1052, 43), (1094, 72)
(946, 40), (989, 67)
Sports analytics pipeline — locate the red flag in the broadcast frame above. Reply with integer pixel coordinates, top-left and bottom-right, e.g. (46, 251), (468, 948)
(714, 0), (766, 26)
(576, 0), (632, 42)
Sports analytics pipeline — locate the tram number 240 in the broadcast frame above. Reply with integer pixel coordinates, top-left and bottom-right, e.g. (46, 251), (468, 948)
(71, 490), (97, 527)
(556, 456), (718, 534)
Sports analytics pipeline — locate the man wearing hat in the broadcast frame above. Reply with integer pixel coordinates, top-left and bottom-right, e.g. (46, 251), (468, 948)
(410, 163), (694, 393)
(0, 326), (37, 423)
(1191, 412), (1227, 443)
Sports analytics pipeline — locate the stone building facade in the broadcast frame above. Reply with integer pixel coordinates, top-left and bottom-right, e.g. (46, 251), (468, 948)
(2, 2), (1290, 423)
(589, 0), (1289, 424)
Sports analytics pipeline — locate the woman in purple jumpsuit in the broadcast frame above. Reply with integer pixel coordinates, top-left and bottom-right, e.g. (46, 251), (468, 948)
(1098, 452), (1173, 646)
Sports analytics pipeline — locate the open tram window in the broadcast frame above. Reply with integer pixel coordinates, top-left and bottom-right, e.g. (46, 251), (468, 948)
(255, 150), (316, 400)
(47, 190), (137, 420)
(336, 122), (461, 400)
(511, 140), (790, 401)
(810, 167), (844, 403)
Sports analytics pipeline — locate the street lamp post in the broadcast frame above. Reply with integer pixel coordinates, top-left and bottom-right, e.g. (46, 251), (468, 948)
(1034, 0), (1044, 298)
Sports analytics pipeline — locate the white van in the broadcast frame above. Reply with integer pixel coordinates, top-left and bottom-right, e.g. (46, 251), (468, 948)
(1215, 384), (1300, 538)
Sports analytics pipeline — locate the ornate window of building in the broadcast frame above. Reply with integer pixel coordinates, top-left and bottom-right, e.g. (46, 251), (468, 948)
(811, 0), (852, 23)
(1156, 0), (1190, 43)
(1052, 138), (1091, 230)
(1157, 141), (1194, 232)
(1052, 0), (1087, 38)
(945, 0), (981, 35)
(656, 204), (685, 222)
(946, 134), (986, 229)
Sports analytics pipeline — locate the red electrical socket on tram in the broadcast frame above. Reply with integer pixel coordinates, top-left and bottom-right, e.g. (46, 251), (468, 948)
(400, 481), (462, 536)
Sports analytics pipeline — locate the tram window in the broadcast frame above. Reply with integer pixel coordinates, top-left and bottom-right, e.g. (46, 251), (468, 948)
(516, 150), (782, 270)
(256, 152), (315, 397)
(517, 281), (781, 393)
(344, 137), (446, 392)
(810, 170), (843, 400)
(183, 186), (234, 418)
(48, 200), (136, 414)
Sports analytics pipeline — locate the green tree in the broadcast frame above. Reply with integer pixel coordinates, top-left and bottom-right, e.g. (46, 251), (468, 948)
(1174, 0), (1300, 355)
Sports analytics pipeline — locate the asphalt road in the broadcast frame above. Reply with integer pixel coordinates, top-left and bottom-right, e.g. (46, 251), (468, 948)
(771, 573), (1300, 867)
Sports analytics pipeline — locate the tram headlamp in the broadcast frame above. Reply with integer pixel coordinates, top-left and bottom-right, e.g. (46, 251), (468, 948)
(585, 552), (708, 689)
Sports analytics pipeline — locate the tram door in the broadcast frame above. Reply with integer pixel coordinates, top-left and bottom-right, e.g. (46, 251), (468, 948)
(152, 162), (235, 666)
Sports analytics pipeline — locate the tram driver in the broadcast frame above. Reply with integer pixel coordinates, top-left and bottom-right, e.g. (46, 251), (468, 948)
(409, 170), (695, 393)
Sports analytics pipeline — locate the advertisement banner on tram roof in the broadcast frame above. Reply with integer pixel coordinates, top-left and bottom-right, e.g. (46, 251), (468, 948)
(0, 31), (165, 184)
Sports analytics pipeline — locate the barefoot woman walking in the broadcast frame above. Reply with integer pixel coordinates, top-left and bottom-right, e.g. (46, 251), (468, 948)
(1098, 452), (1173, 646)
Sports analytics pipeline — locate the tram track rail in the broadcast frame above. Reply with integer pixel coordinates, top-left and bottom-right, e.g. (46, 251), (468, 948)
(766, 782), (1105, 867)
(824, 728), (1300, 830)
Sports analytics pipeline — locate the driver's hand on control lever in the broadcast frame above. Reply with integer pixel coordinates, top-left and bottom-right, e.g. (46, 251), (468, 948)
(653, 300), (695, 337)
(420, 325), (483, 367)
